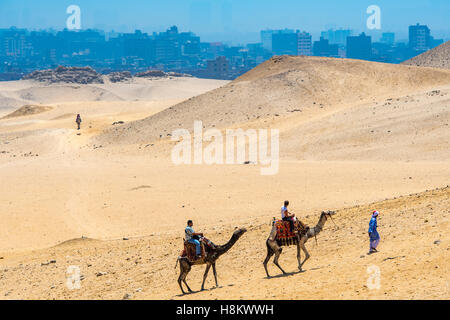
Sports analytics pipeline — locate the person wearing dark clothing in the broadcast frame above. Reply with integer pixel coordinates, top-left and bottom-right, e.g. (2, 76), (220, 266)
(76, 114), (82, 130)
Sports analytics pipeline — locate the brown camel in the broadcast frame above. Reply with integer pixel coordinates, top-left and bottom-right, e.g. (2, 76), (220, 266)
(175, 228), (247, 294)
(263, 210), (336, 277)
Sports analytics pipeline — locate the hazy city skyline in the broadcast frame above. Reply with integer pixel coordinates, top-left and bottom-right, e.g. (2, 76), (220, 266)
(1, 0), (449, 44)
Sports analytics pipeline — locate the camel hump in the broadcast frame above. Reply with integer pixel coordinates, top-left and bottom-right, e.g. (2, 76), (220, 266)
(295, 220), (309, 235)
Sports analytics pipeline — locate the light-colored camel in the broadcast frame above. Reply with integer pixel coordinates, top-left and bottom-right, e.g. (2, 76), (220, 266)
(175, 228), (247, 294)
(263, 211), (336, 277)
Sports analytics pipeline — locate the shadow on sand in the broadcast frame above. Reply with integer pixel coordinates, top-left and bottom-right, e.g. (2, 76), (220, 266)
(265, 270), (305, 279)
(175, 284), (232, 297)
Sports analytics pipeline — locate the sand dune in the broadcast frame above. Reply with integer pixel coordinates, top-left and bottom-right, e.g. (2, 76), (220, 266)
(15, 85), (123, 104)
(281, 87), (450, 161)
(0, 81), (121, 109)
(96, 56), (450, 146)
(0, 77), (228, 113)
(2, 105), (54, 119)
(0, 77), (228, 149)
(402, 41), (450, 70)
(0, 93), (28, 112)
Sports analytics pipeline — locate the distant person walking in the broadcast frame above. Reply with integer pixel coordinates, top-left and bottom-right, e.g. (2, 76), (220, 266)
(368, 210), (380, 254)
(75, 114), (82, 130)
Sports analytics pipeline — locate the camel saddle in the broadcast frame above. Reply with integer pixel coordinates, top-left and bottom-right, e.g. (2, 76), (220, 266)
(180, 237), (215, 263)
(274, 219), (309, 246)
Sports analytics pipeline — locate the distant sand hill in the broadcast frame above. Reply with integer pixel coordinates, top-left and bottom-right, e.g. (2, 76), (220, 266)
(402, 41), (450, 70)
(97, 56), (450, 153)
(0, 77), (228, 115)
(1, 105), (53, 119)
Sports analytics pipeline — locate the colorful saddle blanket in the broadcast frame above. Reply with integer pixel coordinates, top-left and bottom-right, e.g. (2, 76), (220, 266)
(274, 220), (308, 246)
(275, 220), (297, 239)
(180, 237), (215, 262)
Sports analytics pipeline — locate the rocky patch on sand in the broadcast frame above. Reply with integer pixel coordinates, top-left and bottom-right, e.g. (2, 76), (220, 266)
(108, 71), (132, 83)
(135, 70), (191, 78)
(22, 66), (104, 84)
(21, 67), (193, 84)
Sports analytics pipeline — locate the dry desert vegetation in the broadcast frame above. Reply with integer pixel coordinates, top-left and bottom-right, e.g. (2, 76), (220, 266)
(0, 55), (449, 299)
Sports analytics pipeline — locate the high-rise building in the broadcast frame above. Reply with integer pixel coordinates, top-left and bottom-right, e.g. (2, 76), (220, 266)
(179, 32), (200, 55)
(297, 31), (312, 56)
(380, 32), (395, 46)
(260, 30), (273, 51)
(429, 36), (444, 49)
(206, 56), (229, 79)
(155, 26), (181, 62)
(409, 23), (430, 51)
(260, 29), (295, 52)
(313, 37), (339, 57)
(121, 30), (155, 63)
(346, 33), (372, 60)
(272, 32), (298, 55)
(321, 29), (352, 46)
(1, 28), (29, 57)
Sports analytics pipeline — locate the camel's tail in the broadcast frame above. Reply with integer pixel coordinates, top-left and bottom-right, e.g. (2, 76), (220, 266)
(174, 257), (180, 269)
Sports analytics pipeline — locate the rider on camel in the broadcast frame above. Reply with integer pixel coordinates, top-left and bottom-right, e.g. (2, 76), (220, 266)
(281, 200), (295, 233)
(185, 220), (203, 258)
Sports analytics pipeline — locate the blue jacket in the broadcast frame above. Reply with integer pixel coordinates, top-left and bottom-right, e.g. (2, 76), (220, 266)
(368, 217), (380, 240)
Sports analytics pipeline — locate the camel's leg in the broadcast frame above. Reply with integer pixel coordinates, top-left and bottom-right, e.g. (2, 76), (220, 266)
(183, 277), (193, 293)
(178, 260), (192, 294)
(177, 271), (185, 294)
(296, 242), (302, 271)
(177, 260), (186, 294)
(201, 263), (212, 291)
(273, 247), (286, 275)
(212, 263), (219, 287)
(299, 240), (310, 269)
(182, 261), (193, 293)
(263, 240), (275, 277)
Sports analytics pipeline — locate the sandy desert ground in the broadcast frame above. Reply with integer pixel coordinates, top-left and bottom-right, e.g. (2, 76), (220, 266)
(0, 57), (449, 299)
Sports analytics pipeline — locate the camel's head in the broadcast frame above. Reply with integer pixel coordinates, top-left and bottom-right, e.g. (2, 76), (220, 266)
(233, 228), (247, 238)
(321, 210), (336, 218)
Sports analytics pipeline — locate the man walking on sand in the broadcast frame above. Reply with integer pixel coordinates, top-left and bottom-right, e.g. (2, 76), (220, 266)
(368, 210), (380, 254)
(76, 114), (82, 130)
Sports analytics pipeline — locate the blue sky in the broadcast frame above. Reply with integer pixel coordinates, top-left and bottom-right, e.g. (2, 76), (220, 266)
(1, 0), (449, 44)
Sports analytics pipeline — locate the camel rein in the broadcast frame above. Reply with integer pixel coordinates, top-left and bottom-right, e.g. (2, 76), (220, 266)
(315, 214), (339, 246)
(329, 214), (339, 229)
